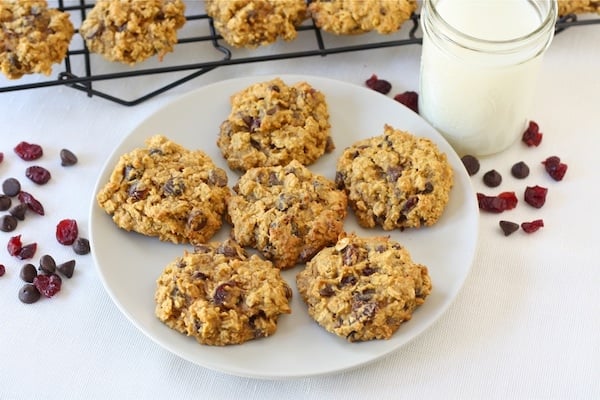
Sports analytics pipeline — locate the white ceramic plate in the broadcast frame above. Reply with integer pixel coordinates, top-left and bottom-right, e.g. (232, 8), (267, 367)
(90, 74), (478, 379)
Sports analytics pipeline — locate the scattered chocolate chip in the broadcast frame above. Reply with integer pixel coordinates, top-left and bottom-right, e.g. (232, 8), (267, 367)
(0, 214), (18, 232)
(2, 177), (21, 197)
(511, 161), (530, 179)
(483, 169), (502, 187)
(0, 194), (11, 211)
(39, 254), (56, 274)
(9, 203), (28, 221)
(20, 263), (37, 283)
(60, 149), (78, 166)
(56, 260), (76, 279)
(499, 220), (520, 236)
(461, 155), (480, 176)
(72, 237), (90, 255)
(19, 284), (41, 304)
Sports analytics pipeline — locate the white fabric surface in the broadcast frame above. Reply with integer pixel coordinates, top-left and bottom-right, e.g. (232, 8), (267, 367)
(1, 4), (599, 399)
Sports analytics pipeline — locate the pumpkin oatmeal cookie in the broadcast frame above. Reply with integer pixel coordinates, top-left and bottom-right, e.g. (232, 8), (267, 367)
(79, 0), (186, 65)
(0, 0), (74, 79)
(96, 135), (230, 245)
(155, 239), (292, 346)
(296, 233), (431, 342)
(227, 160), (347, 269)
(308, 0), (417, 35)
(217, 77), (333, 172)
(557, 0), (600, 16)
(335, 124), (453, 230)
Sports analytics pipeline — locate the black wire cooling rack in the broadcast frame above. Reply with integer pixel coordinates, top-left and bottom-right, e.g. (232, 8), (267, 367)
(0, 0), (598, 106)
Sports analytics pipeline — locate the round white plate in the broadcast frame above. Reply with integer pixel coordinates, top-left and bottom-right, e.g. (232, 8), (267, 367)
(90, 74), (478, 379)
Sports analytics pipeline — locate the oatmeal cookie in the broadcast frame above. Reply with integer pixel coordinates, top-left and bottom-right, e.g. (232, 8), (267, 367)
(296, 233), (431, 342)
(335, 124), (453, 230)
(217, 77), (333, 172)
(227, 160), (347, 270)
(79, 0), (186, 65)
(96, 135), (230, 245)
(308, 0), (417, 35)
(557, 0), (600, 16)
(155, 239), (292, 346)
(205, 0), (307, 48)
(0, 0), (74, 79)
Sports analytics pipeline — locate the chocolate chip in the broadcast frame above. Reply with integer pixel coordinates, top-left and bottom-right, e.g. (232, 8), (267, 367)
(2, 177), (21, 197)
(511, 161), (530, 179)
(461, 155), (480, 176)
(18, 284), (41, 304)
(60, 149), (78, 166)
(20, 263), (37, 283)
(39, 254), (56, 274)
(0, 215), (18, 232)
(0, 195), (11, 211)
(56, 260), (76, 278)
(72, 237), (90, 255)
(483, 169), (502, 187)
(499, 220), (520, 236)
(9, 203), (28, 220)
(208, 169), (228, 187)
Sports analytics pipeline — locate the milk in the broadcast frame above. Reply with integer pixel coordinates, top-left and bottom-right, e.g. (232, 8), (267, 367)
(419, 0), (556, 156)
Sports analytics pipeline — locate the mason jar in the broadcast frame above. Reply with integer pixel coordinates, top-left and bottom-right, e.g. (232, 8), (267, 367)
(418, 0), (558, 156)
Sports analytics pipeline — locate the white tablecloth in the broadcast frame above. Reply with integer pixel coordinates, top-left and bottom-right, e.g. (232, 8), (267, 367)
(1, 5), (598, 399)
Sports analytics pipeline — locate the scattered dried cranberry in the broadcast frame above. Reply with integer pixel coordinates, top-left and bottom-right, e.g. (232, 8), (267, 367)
(0, 264), (5, 277)
(7, 234), (22, 256)
(14, 141), (43, 161)
(17, 243), (37, 260)
(511, 161), (530, 179)
(542, 156), (568, 181)
(521, 219), (544, 233)
(461, 155), (480, 176)
(393, 91), (419, 113)
(17, 191), (45, 215)
(477, 192), (518, 213)
(33, 273), (62, 297)
(483, 170), (502, 187)
(524, 185), (548, 208)
(25, 166), (51, 185)
(56, 219), (78, 245)
(522, 121), (543, 146)
(0, 152), (3, 164)
(365, 74), (392, 94)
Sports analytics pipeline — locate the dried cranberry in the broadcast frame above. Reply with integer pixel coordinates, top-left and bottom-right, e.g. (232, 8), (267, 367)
(0, 152), (3, 164)
(477, 192), (518, 213)
(7, 234), (22, 256)
(521, 219), (544, 233)
(17, 191), (45, 215)
(542, 156), (568, 181)
(0, 264), (5, 277)
(25, 166), (51, 185)
(33, 273), (62, 297)
(14, 141), (43, 161)
(56, 219), (79, 245)
(365, 74), (392, 94)
(524, 185), (548, 208)
(17, 243), (37, 260)
(522, 121), (543, 146)
(393, 91), (419, 113)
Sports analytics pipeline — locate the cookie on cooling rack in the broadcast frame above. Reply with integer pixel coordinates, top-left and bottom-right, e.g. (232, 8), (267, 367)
(296, 233), (432, 342)
(96, 134), (231, 245)
(79, 0), (186, 65)
(335, 124), (454, 231)
(308, 0), (417, 35)
(217, 77), (333, 172)
(0, 0), (74, 79)
(155, 239), (292, 346)
(227, 160), (347, 270)
(557, 0), (600, 16)
(205, 0), (307, 48)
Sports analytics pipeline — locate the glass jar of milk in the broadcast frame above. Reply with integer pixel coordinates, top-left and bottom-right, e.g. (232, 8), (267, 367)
(419, 0), (557, 156)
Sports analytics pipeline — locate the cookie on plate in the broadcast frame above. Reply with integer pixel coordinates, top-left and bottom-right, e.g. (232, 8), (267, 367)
(96, 134), (230, 245)
(227, 160), (347, 270)
(205, 0), (307, 48)
(155, 239), (292, 346)
(217, 77), (333, 172)
(296, 233), (432, 342)
(79, 0), (186, 65)
(335, 124), (453, 230)
(308, 0), (417, 35)
(0, 0), (74, 79)
(557, 0), (600, 16)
